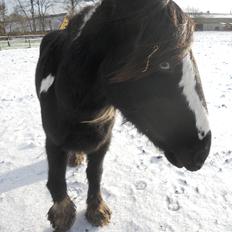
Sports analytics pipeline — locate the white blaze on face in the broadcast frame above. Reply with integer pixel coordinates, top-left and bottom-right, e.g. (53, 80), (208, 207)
(40, 74), (55, 94)
(179, 54), (210, 140)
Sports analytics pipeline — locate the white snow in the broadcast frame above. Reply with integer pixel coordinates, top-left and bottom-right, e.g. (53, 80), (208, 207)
(0, 32), (232, 232)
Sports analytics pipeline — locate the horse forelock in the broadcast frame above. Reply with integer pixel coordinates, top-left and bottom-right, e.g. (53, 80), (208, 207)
(63, 0), (194, 85)
(108, 0), (194, 83)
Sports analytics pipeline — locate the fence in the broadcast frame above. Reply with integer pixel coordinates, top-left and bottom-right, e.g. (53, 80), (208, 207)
(0, 35), (44, 50)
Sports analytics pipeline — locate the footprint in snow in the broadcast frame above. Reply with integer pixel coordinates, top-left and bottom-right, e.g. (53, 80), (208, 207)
(160, 223), (175, 232)
(222, 192), (232, 205)
(135, 181), (147, 190)
(174, 186), (185, 195)
(136, 159), (148, 171)
(150, 156), (163, 164)
(68, 182), (86, 200)
(166, 196), (180, 211)
(195, 187), (200, 194)
(137, 146), (147, 153)
(219, 104), (227, 108)
(178, 179), (188, 186)
(223, 150), (232, 156)
(224, 158), (232, 164)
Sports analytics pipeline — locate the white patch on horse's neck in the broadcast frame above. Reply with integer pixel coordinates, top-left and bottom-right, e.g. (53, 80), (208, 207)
(73, 1), (102, 41)
(179, 54), (210, 140)
(40, 74), (55, 94)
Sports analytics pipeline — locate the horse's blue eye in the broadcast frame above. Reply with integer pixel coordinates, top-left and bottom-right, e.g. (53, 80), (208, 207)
(159, 62), (170, 70)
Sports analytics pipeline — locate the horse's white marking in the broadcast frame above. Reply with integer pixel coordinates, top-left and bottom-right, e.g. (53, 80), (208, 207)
(179, 54), (210, 140)
(73, 1), (103, 41)
(40, 74), (55, 94)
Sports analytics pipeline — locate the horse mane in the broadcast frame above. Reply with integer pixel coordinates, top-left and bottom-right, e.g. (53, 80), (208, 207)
(48, 0), (194, 124)
(107, 0), (194, 83)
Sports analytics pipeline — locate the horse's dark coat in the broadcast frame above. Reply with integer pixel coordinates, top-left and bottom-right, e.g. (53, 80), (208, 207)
(35, 0), (211, 231)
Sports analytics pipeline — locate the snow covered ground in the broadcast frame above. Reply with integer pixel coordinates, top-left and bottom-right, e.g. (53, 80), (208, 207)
(0, 37), (42, 51)
(0, 32), (232, 232)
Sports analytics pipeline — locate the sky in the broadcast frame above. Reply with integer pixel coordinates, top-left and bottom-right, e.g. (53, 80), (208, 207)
(5, 0), (232, 14)
(175, 0), (232, 13)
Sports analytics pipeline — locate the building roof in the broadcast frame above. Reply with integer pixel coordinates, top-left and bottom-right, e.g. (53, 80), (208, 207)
(191, 13), (232, 19)
(189, 13), (232, 24)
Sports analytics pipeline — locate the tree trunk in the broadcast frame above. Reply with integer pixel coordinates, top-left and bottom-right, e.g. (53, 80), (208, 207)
(16, 0), (33, 32)
(30, 0), (36, 32)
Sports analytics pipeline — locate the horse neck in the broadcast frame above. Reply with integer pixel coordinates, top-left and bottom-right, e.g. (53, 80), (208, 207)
(58, 0), (167, 111)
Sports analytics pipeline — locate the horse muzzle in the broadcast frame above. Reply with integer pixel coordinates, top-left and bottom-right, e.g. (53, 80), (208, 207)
(164, 131), (212, 172)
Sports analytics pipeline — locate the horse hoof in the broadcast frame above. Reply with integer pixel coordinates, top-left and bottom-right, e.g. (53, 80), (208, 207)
(85, 201), (111, 227)
(68, 152), (85, 167)
(48, 196), (76, 232)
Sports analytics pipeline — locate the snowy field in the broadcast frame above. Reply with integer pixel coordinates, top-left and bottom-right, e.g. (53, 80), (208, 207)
(0, 32), (232, 232)
(0, 37), (42, 51)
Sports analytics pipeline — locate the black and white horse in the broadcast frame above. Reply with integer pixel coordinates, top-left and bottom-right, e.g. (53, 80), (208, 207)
(35, 0), (211, 231)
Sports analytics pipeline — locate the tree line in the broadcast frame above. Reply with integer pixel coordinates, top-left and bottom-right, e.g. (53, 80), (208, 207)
(0, 0), (86, 35)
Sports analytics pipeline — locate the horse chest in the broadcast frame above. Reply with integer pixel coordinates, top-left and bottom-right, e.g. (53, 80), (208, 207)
(41, 95), (112, 152)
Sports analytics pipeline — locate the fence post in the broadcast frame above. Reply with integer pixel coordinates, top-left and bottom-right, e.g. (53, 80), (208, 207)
(7, 36), (10, 47)
(28, 39), (31, 48)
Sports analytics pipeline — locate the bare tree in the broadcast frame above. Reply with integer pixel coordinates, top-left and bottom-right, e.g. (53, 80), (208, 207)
(36, 0), (53, 32)
(7, 8), (29, 34)
(14, 0), (53, 33)
(66, 0), (79, 16)
(185, 6), (201, 16)
(30, 0), (36, 32)
(15, 0), (34, 32)
(0, 0), (7, 35)
(54, 0), (82, 16)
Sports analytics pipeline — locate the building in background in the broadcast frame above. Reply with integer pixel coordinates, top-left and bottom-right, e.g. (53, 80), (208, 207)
(2, 12), (232, 35)
(190, 13), (232, 31)
(5, 13), (66, 34)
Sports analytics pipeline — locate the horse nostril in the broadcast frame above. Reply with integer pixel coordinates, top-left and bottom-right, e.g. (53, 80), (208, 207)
(197, 131), (211, 152)
(198, 131), (206, 140)
(203, 131), (211, 153)
(189, 131), (211, 169)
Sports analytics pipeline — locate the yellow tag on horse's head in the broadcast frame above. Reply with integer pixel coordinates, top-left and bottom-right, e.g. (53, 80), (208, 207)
(59, 16), (69, 30)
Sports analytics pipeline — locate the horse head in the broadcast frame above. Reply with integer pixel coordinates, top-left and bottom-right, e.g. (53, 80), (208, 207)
(101, 0), (211, 171)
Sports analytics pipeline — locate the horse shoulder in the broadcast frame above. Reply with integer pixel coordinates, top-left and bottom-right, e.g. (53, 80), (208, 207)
(35, 30), (66, 97)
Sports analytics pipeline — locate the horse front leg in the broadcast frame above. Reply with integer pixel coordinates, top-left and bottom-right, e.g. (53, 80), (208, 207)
(46, 138), (76, 232)
(85, 140), (112, 226)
